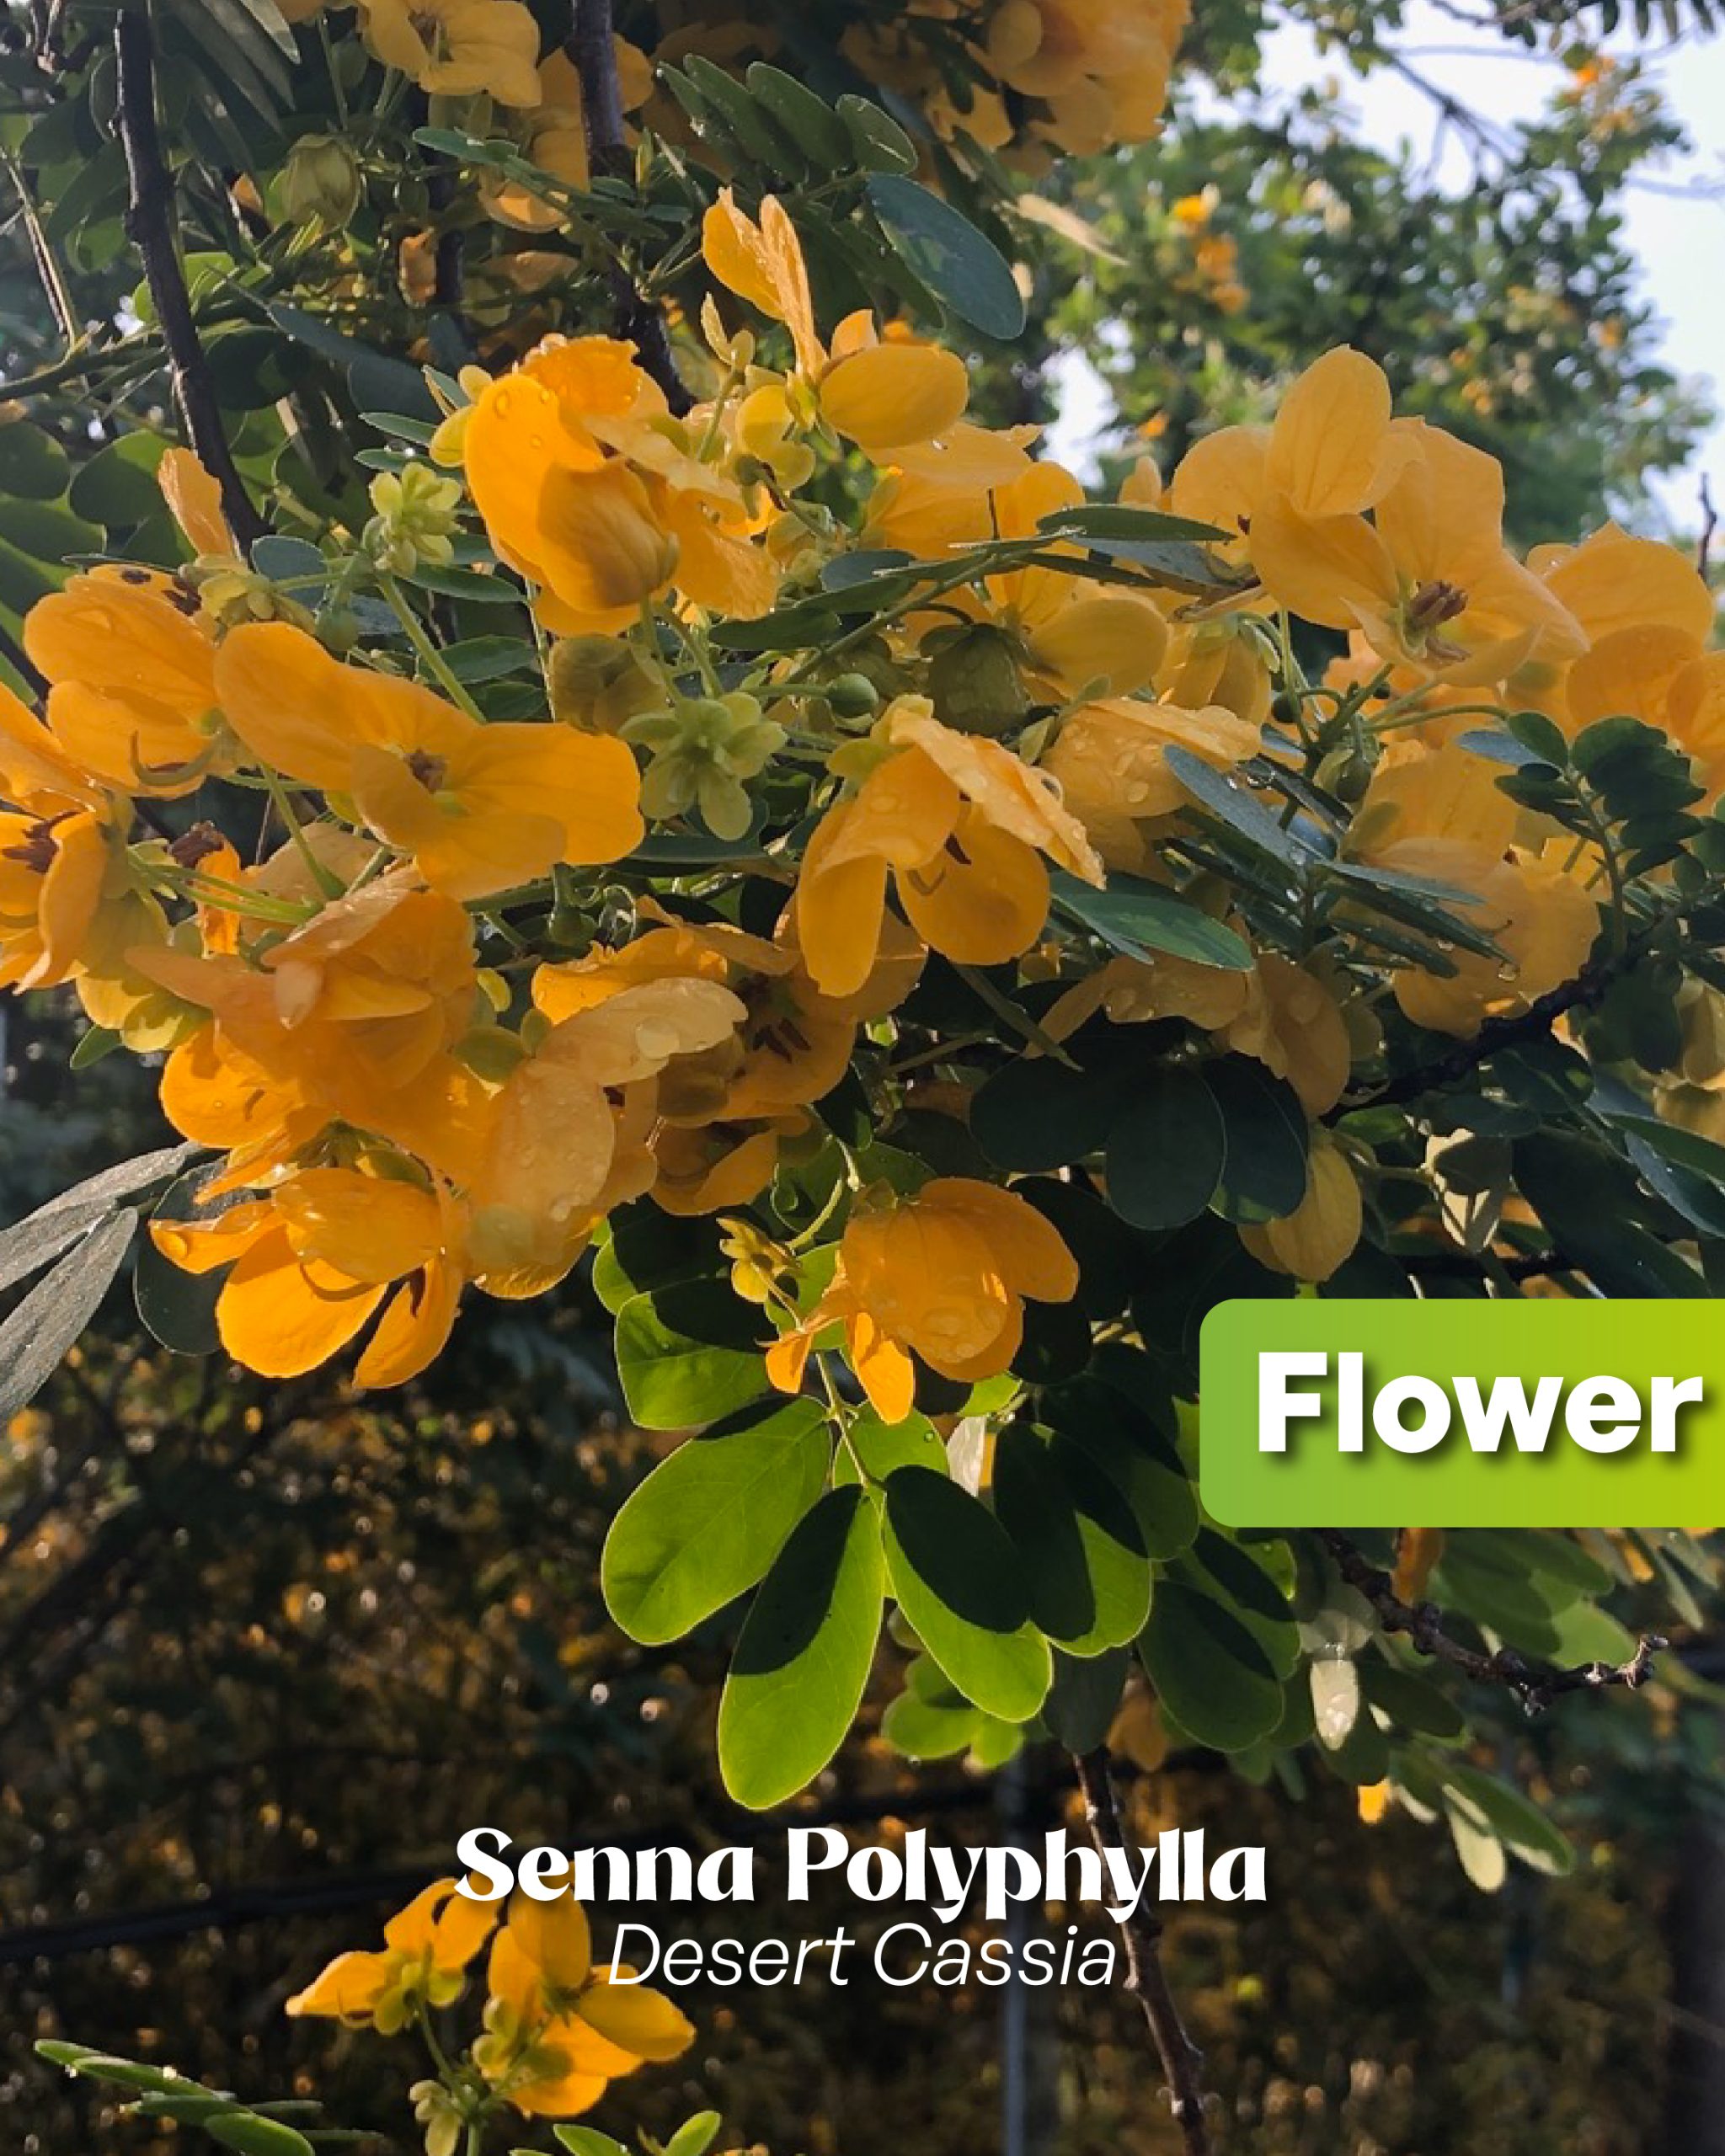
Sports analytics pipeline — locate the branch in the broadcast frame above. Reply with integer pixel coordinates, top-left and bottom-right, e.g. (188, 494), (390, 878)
(1349, 890), (1697, 1111)
(114, 9), (266, 549)
(566, 0), (690, 414)
(1318, 1529), (1664, 1715)
(1700, 473), (1717, 583)
(1071, 1746), (1211, 2156)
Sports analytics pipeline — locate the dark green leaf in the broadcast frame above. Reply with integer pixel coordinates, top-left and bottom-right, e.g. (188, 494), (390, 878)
(1139, 1581), (1283, 1752)
(1105, 1065), (1226, 1230)
(719, 1486), (885, 1807)
(1049, 867), (1253, 971)
(864, 173), (1025, 339)
(883, 1466), (1050, 1719)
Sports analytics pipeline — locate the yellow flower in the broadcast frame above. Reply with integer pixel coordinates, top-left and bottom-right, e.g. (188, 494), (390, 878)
(139, 878), (479, 1132)
(702, 193), (969, 458)
(212, 622), (643, 899)
(766, 1178), (1079, 1424)
(356, 0), (542, 106)
(985, 0), (1187, 153)
(1353, 743), (1599, 1037)
(286, 1877), (497, 2030)
(477, 1880), (693, 2118)
(24, 566), (225, 796)
(462, 338), (773, 632)
(1042, 696), (1260, 874)
(794, 698), (1103, 997)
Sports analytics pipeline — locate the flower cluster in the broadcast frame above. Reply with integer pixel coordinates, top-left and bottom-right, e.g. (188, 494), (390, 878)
(286, 1876), (694, 2144)
(276, 0), (1189, 173)
(3, 175), (1718, 1421)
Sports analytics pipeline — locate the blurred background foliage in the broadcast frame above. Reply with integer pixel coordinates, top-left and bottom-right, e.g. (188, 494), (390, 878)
(0, 0), (1722, 2148)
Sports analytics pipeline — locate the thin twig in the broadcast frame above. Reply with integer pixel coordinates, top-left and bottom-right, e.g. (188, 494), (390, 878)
(1699, 474), (1717, 583)
(1318, 1529), (1664, 1716)
(566, 0), (690, 413)
(1071, 1746), (1210, 2155)
(114, 8), (266, 548)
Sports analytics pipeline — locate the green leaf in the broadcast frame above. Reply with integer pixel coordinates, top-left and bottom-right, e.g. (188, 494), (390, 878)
(1359, 1661), (1465, 1740)
(665, 2111), (724, 2156)
(266, 302), (438, 420)
(1048, 867), (1253, 971)
(1166, 748), (1311, 871)
(882, 1466), (1051, 1720)
(970, 1051), (1130, 1173)
(590, 1209), (721, 1314)
(993, 1423), (1151, 1654)
(833, 1403), (948, 1484)
(202, 2114), (316, 2156)
(133, 1226), (224, 1356)
(1105, 1065), (1226, 1230)
(1041, 1645), (1130, 1752)
(718, 1486), (885, 1808)
(0, 494), (102, 561)
(602, 1397), (830, 1643)
(612, 1281), (771, 1429)
(1139, 1581), (1283, 1753)
(881, 1687), (983, 1759)
(1206, 1057), (1309, 1222)
(745, 65), (852, 168)
(1041, 1376), (1197, 1561)
(1515, 1131), (1705, 1296)
(0, 1211), (137, 1421)
(1038, 504), (1228, 546)
(837, 94), (918, 174)
(552, 2131), (630, 2156)
(0, 419), (72, 500)
(864, 173), (1026, 339)
(1443, 1762), (1574, 1876)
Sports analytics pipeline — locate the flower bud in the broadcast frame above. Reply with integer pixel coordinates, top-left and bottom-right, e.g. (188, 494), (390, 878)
(275, 132), (362, 230)
(363, 464), (463, 577)
(926, 622), (1029, 737)
(825, 671), (881, 720)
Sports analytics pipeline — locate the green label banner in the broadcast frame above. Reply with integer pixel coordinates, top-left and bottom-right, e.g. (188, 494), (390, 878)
(1199, 1299), (1723, 1528)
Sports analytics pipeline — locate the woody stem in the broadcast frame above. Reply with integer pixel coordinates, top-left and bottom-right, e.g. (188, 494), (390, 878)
(1071, 1746), (1210, 2156)
(114, 8), (266, 548)
(566, 0), (690, 414)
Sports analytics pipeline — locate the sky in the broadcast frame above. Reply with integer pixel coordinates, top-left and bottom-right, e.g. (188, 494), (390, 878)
(1049, 1), (1725, 535)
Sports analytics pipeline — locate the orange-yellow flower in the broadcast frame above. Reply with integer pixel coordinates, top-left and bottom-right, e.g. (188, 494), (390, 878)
(1353, 743), (1599, 1037)
(1042, 696), (1260, 874)
(140, 878), (478, 1132)
(766, 1178), (1079, 1423)
(702, 193), (969, 459)
(476, 1881), (692, 2118)
(795, 699), (1103, 997)
(356, 0), (542, 105)
(286, 1877), (496, 2030)
(460, 337), (775, 631)
(212, 622), (643, 898)
(24, 567), (224, 795)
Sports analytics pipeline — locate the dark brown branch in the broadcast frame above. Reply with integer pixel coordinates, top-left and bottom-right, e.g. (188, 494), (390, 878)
(566, 0), (690, 414)
(114, 10), (266, 549)
(1318, 1529), (1664, 1715)
(1071, 1746), (1211, 2156)
(1349, 887), (1700, 1111)
(1700, 473), (1717, 583)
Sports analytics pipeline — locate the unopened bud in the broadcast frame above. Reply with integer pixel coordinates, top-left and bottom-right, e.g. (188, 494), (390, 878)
(926, 623), (1029, 738)
(276, 132), (361, 230)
